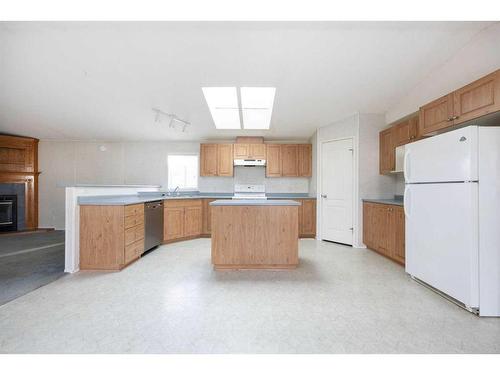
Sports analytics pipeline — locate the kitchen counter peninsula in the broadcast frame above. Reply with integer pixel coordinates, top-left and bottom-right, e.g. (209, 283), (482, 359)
(209, 199), (300, 270)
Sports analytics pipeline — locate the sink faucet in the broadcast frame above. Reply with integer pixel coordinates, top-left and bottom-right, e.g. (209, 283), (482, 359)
(172, 186), (180, 196)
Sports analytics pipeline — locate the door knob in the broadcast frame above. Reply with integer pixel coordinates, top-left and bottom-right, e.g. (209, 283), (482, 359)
(321, 194), (327, 198)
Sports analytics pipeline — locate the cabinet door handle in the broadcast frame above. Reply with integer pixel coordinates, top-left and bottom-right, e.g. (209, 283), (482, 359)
(321, 194), (327, 198)
(452, 115), (459, 120)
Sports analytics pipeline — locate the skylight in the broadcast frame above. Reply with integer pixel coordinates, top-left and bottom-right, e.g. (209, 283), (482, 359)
(240, 87), (276, 130)
(202, 86), (276, 130)
(202, 87), (240, 129)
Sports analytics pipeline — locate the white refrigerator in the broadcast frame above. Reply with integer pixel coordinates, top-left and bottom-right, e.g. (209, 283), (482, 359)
(404, 125), (500, 317)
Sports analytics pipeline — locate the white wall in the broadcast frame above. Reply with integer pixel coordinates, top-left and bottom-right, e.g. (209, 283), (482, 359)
(309, 131), (318, 197)
(395, 174), (405, 195)
(386, 22), (500, 123)
(316, 113), (396, 248)
(39, 140), (311, 229)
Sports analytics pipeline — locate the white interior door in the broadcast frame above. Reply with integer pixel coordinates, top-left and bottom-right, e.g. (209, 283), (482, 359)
(320, 138), (354, 245)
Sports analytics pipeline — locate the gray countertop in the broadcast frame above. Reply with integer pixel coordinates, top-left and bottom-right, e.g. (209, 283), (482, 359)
(210, 199), (301, 206)
(78, 192), (315, 206)
(362, 196), (403, 206)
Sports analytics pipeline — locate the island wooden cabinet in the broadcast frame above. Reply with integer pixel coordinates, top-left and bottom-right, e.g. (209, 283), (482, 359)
(233, 143), (266, 159)
(419, 69), (500, 136)
(211, 203), (299, 270)
(200, 144), (234, 177)
(202, 198), (216, 235)
(163, 199), (202, 242)
(379, 128), (395, 175)
(80, 203), (145, 270)
(363, 202), (404, 265)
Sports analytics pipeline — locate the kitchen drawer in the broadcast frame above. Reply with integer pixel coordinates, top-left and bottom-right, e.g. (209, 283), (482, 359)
(134, 223), (144, 241)
(125, 223), (144, 245)
(125, 239), (144, 263)
(125, 203), (144, 217)
(164, 199), (202, 208)
(124, 214), (144, 229)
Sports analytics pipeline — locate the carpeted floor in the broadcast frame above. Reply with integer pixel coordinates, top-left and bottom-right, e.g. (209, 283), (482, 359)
(0, 231), (65, 306)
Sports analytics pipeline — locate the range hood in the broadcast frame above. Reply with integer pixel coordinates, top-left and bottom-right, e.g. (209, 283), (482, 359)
(234, 159), (266, 167)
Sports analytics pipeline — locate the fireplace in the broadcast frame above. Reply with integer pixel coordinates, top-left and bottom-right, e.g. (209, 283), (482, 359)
(0, 195), (17, 232)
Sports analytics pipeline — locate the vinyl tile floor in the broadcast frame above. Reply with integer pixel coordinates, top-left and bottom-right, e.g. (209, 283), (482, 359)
(0, 238), (499, 353)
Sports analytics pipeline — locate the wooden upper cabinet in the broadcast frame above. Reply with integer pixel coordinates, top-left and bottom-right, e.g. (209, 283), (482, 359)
(200, 144), (218, 176)
(281, 144), (299, 177)
(379, 128), (395, 174)
(200, 143), (234, 177)
(233, 144), (249, 159)
(249, 144), (266, 159)
(419, 93), (454, 136)
(217, 144), (233, 177)
(453, 70), (500, 125)
(266, 144), (282, 177)
(418, 69), (500, 136)
(233, 143), (266, 159)
(394, 116), (419, 146)
(298, 144), (312, 177)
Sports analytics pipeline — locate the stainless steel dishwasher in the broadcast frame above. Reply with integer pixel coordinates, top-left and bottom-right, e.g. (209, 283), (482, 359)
(144, 200), (163, 253)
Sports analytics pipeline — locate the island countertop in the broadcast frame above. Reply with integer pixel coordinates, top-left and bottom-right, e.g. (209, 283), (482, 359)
(209, 199), (301, 206)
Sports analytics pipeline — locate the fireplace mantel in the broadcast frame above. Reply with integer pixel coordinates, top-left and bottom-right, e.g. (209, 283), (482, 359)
(0, 134), (39, 229)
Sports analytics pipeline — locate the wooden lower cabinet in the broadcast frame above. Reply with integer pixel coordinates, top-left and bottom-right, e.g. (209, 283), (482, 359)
(362, 202), (405, 265)
(299, 198), (316, 237)
(80, 203), (145, 270)
(184, 205), (202, 237)
(164, 206), (184, 240)
(163, 199), (202, 242)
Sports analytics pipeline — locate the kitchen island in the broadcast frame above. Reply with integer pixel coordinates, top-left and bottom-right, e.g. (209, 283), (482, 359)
(210, 199), (300, 270)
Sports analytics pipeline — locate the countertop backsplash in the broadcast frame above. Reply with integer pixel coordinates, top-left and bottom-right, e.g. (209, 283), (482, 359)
(199, 167), (310, 194)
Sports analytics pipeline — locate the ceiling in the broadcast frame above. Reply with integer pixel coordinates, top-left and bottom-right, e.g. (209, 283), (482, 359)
(0, 21), (493, 142)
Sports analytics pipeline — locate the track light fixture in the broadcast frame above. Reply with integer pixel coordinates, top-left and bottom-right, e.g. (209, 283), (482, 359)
(152, 108), (190, 132)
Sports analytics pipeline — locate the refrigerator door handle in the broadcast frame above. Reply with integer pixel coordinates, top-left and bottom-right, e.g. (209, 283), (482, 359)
(404, 185), (410, 218)
(404, 149), (411, 183)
